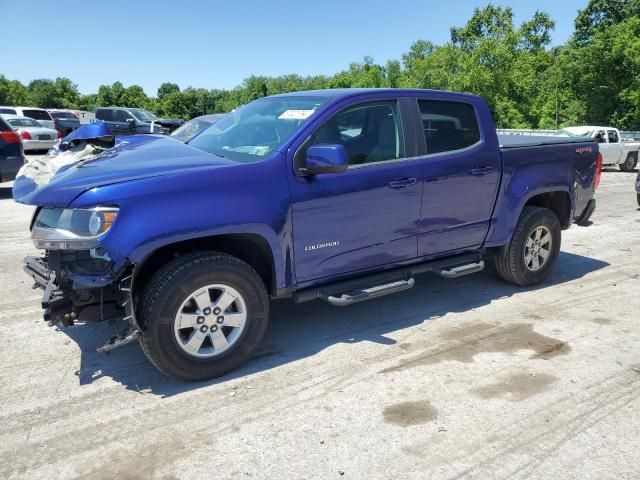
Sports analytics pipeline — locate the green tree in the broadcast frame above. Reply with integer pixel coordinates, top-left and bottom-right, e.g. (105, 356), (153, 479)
(571, 17), (640, 128)
(574, 0), (640, 45)
(120, 85), (149, 108)
(27, 79), (60, 108)
(96, 81), (126, 106)
(157, 82), (180, 100)
(1, 2), (637, 128)
(77, 94), (98, 112)
(243, 75), (269, 101)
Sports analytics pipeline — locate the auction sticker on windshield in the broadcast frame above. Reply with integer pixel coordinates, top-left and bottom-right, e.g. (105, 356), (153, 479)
(278, 109), (315, 120)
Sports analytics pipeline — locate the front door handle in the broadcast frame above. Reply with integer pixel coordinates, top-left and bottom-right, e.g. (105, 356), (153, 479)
(469, 166), (494, 176)
(388, 177), (417, 189)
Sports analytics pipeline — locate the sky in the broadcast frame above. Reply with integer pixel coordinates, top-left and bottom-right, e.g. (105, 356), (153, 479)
(1, 0), (589, 96)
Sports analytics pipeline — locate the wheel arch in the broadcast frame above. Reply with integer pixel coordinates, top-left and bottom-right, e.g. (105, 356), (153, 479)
(131, 233), (278, 302)
(522, 190), (572, 229)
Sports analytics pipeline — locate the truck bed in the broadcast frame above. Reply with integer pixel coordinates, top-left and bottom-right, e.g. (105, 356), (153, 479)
(498, 134), (593, 149)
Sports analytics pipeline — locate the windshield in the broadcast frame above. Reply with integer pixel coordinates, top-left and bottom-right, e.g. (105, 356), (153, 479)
(558, 127), (594, 137)
(8, 117), (43, 128)
(188, 96), (327, 162)
(130, 108), (158, 122)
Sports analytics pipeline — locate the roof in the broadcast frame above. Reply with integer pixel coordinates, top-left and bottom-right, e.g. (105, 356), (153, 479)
(268, 88), (481, 101)
(1, 106), (49, 111)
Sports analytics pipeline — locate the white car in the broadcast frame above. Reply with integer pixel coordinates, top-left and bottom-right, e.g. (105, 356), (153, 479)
(0, 106), (56, 130)
(559, 126), (640, 172)
(1, 114), (60, 151)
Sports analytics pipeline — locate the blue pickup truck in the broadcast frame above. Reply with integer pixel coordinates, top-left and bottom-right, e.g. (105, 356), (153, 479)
(15, 89), (601, 381)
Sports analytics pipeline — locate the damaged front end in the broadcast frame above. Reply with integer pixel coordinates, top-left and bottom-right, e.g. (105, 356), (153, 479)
(24, 206), (140, 353)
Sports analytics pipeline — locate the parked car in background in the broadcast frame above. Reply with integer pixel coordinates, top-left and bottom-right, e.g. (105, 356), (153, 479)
(0, 115), (25, 182)
(48, 110), (80, 136)
(0, 107), (55, 130)
(1, 115), (60, 151)
(93, 107), (172, 135)
(559, 126), (640, 171)
(170, 113), (226, 142)
(15, 88), (601, 381)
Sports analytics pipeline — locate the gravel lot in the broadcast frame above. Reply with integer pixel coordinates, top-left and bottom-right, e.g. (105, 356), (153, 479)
(1, 157), (639, 479)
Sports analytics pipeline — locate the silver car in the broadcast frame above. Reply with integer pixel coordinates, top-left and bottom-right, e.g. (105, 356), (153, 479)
(1, 114), (59, 151)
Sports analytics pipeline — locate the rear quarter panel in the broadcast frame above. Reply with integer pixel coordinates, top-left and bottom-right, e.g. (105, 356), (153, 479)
(485, 141), (598, 247)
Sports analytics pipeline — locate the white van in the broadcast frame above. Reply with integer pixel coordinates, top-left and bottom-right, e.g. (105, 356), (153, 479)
(0, 106), (55, 130)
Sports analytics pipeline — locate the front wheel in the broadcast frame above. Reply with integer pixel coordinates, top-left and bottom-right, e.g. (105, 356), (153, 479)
(138, 252), (269, 381)
(493, 207), (561, 286)
(619, 154), (638, 172)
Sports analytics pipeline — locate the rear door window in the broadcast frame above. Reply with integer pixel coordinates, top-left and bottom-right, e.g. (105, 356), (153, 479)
(95, 109), (113, 121)
(22, 109), (53, 121)
(418, 100), (481, 154)
(607, 130), (619, 143)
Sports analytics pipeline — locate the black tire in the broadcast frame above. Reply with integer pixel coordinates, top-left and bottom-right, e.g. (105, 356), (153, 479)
(619, 154), (638, 172)
(138, 252), (269, 381)
(637, 193), (640, 207)
(493, 206), (561, 287)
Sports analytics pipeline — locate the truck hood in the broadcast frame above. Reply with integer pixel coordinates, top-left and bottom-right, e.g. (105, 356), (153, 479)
(12, 135), (236, 207)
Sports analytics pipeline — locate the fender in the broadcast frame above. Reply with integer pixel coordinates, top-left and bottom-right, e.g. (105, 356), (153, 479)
(127, 222), (290, 290)
(484, 154), (575, 248)
(69, 153), (294, 290)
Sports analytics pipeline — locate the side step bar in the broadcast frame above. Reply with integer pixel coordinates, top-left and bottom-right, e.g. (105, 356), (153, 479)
(327, 278), (415, 306)
(293, 251), (486, 306)
(432, 261), (484, 279)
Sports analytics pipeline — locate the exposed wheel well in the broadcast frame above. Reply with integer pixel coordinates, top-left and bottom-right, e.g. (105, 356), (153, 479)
(524, 191), (571, 229)
(132, 234), (276, 300)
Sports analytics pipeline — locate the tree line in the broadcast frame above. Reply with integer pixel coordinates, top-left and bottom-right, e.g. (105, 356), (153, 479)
(1, 0), (639, 129)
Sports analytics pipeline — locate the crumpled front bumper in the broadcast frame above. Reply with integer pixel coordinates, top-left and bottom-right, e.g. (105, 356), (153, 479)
(24, 254), (141, 351)
(24, 255), (73, 326)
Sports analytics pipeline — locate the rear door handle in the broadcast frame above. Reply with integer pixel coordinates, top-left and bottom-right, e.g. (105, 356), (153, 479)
(469, 166), (494, 176)
(388, 177), (417, 189)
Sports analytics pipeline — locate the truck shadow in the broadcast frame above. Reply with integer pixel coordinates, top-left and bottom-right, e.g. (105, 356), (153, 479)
(60, 251), (609, 396)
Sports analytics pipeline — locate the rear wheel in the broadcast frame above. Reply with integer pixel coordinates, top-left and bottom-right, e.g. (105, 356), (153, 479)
(493, 207), (561, 286)
(138, 252), (269, 381)
(619, 154), (638, 172)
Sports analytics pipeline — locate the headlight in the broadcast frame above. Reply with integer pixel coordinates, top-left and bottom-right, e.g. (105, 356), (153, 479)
(32, 207), (119, 249)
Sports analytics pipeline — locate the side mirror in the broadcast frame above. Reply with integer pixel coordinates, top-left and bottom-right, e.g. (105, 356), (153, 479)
(126, 118), (136, 125)
(299, 144), (348, 176)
